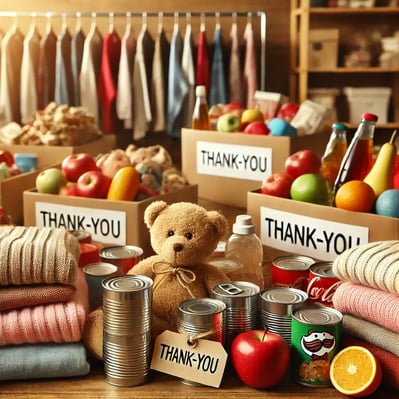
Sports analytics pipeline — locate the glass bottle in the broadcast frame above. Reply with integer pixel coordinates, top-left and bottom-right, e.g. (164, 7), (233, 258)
(333, 112), (378, 196)
(224, 214), (264, 290)
(191, 85), (211, 130)
(320, 122), (348, 189)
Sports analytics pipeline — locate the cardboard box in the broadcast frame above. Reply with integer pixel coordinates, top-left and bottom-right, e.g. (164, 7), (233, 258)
(181, 128), (327, 208)
(23, 185), (198, 257)
(308, 29), (339, 69)
(247, 189), (399, 264)
(0, 134), (116, 225)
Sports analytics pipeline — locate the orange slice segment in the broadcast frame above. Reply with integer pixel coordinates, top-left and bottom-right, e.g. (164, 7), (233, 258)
(330, 345), (382, 398)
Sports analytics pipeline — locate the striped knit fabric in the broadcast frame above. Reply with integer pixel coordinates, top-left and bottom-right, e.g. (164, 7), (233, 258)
(333, 281), (399, 334)
(0, 226), (79, 286)
(332, 240), (399, 295)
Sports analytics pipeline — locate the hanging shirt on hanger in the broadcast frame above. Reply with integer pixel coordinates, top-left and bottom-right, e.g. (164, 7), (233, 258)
(166, 23), (189, 138)
(132, 25), (154, 140)
(55, 25), (75, 106)
(71, 26), (85, 106)
(229, 20), (243, 106)
(196, 25), (210, 96)
(98, 29), (121, 133)
(181, 21), (195, 129)
(37, 23), (57, 110)
(243, 21), (258, 109)
(116, 20), (136, 130)
(0, 24), (24, 126)
(80, 23), (103, 124)
(20, 22), (41, 124)
(209, 24), (228, 107)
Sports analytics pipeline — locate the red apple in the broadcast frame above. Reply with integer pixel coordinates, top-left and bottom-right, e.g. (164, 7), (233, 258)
(61, 153), (98, 183)
(276, 102), (300, 122)
(0, 150), (14, 167)
(285, 149), (321, 179)
(0, 207), (10, 225)
(59, 183), (78, 196)
(76, 170), (111, 199)
(261, 172), (294, 198)
(243, 121), (270, 135)
(231, 329), (291, 389)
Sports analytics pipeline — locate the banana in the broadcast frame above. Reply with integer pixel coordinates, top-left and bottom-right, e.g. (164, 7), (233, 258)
(364, 130), (398, 197)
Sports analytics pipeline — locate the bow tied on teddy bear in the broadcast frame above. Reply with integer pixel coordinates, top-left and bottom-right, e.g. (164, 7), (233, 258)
(83, 201), (230, 360)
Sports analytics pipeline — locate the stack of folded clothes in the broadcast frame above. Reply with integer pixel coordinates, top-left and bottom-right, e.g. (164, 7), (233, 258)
(332, 240), (399, 392)
(0, 226), (90, 380)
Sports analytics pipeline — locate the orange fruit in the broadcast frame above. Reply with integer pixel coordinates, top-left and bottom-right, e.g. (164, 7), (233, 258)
(334, 180), (376, 212)
(330, 346), (382, 397)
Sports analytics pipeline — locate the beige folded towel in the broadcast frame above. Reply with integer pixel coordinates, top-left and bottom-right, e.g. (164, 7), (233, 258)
(332, 240), (399, 295)
(0, 226), (79, 286)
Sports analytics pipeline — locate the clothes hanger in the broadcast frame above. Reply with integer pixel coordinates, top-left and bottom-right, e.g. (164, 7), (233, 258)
(157, 12), (163, 35)
(108, 12), (115, 34)
(215, 12), (221, 31)
(200, 12), (206, 33)
(75, 12), (82, 34)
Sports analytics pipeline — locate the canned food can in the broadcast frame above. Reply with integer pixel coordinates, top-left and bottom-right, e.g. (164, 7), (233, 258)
(306, 262), (342, 307)
(79, 243), (100, 268)
(272, 255), (314, 291)
(102, 275), (153, 387)
(211, 281), (260, 348)
(260, 287), (308, 343)
(100, 245), (143, 274)
(69, 230), (92, 243)
(291, 306), (343, 387)
(177, 298), (226, 386)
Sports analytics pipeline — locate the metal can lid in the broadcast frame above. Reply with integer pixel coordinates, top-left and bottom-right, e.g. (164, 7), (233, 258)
(69, 230), (92, 243)
(179, 298), (226, 315)
(261, 287), (308, 304)
(212, 281), (260, 297)
(273, 255), (315, 271)
(100, 245), (143, 259)
(102, 275), (153, 291)
(309, 262), (337, 278)
(83, 262), (118, 276)
(292, 306), (343, 326)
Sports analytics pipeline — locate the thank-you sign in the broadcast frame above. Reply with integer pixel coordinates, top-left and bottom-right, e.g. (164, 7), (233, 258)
(196, 140), (272, 181)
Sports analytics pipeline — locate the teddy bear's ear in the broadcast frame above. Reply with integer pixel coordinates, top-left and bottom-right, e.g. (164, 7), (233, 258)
(207, 211), (228, 239)
(144, 200), (169, 228)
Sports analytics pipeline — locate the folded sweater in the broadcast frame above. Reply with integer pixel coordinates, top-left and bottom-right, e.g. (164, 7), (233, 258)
(333, 281), (399, 334)
(332, 240), (399, 295)
(0, 342), (90, 380)
(0, 226), (79, 286)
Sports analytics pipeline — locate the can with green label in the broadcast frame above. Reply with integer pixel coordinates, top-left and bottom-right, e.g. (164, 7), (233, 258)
(291, 306), (343, 387)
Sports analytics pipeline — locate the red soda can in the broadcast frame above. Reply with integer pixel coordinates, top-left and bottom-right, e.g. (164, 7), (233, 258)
(271, 255), (314, 292)
(306, 262), (342, 307)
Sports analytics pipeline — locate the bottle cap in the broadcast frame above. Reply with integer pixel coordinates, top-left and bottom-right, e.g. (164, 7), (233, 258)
(361, 113), (378, 122)
(232, 215), (255, 235)
(196, 85), (206, 97)
(332, 122), (348, 131)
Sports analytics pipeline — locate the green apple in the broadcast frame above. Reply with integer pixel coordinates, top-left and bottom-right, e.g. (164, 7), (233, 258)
(216, 112), (241, 133)
(290, 173), (331, 205)
(35, 168), (67, 194)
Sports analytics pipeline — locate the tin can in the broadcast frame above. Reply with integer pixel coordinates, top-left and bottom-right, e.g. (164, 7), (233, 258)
(291, 306), (343, 387)
(79, 243), (100, 268)
(260, 287), (308, 343)
(306, 262), (342, 307)
(272, 255), (314, 291)
(177, 298), (226, 386)
(102, 275), (153, 387)
(211, 281), (260, 349)
(69, 230), (92, 243)
(100, 245), (143, 274)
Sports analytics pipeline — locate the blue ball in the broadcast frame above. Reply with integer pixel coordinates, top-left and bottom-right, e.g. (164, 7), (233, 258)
(375, 189), (399, 218)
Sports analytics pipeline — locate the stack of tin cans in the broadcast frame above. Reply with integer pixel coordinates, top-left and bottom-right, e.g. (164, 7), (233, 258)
(260, 287), (308, 343)
(102, 275), (153, 387)
(211, 281), (260, 349)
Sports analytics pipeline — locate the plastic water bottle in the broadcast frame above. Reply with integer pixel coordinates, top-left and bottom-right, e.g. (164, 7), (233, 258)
(224, 215), (264, 290)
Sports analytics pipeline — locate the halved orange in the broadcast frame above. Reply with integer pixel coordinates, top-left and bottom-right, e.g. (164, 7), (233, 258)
(330, 346), (382, 397)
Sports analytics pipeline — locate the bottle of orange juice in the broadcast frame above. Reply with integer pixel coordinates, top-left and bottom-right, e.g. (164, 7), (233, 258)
(320, 122), (348, 188)
(191, 85), (211, 130)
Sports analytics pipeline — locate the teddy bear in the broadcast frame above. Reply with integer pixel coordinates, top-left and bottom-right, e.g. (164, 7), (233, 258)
(83, 200), (230, 360)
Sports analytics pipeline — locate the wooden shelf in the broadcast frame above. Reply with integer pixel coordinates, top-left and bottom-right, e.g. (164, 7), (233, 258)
(309, 6), (399, 14)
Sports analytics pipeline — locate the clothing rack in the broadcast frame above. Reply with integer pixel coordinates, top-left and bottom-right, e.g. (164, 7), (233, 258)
(0, 11), (266, 90)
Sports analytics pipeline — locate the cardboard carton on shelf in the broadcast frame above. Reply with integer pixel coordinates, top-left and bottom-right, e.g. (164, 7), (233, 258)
(23, 185), (198, 257)
(0, 134), (116, 225)
(181, 128), (328, 208)
(247, 189), (399, 266)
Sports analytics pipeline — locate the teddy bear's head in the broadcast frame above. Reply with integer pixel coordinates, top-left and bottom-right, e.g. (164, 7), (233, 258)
(145, 201), (228, 267)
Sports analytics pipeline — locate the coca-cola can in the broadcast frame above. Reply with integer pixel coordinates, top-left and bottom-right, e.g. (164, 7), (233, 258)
(271, 255), (314, 291)
(306, 262), (342, 307)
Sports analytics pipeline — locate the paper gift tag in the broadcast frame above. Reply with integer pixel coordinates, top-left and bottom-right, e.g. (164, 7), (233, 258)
(150, 330), (228, 388)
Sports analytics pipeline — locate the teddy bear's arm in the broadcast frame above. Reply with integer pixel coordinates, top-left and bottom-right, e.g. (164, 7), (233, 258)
(127, 255), (159, 277)
(202, 263), (230, 294)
